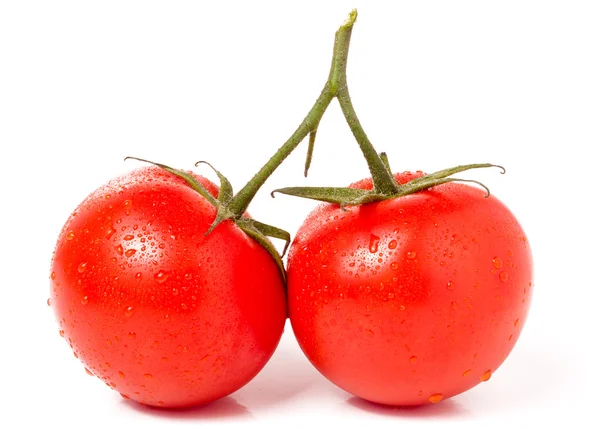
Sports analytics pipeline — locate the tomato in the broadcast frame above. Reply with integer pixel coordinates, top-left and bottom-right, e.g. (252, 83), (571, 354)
(287, 171), (533, 406)
(50, 166), (286, 408)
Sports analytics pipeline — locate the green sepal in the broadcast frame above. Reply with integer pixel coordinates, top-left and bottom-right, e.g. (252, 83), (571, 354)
(272, 186), (372, 205)
(409, 163), (505, 185)
(124, 156), (218, 206)
(248, 219), (291, 257)
(195, 161), (234, 205)
(399, 177), (492, 197)
(236, 218), (287, 281)
(379, 152), (392, 175)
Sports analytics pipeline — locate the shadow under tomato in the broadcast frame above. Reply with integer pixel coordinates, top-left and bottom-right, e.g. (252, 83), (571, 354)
(121, 396), (251, 419)
(346, 396), (471, 418)
(232, 329), (320, 409)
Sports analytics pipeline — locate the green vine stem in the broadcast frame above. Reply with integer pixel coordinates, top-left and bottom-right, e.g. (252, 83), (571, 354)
(228, 9), (398, 216)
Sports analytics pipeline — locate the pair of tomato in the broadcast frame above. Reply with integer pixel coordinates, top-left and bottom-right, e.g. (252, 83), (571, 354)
(50, 166), (532, 408)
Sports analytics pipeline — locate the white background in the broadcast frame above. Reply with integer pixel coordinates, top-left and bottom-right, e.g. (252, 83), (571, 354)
(1, 1), (599, 427)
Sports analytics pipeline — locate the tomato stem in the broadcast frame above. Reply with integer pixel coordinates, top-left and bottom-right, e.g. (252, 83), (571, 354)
(228, 9), (398, 216)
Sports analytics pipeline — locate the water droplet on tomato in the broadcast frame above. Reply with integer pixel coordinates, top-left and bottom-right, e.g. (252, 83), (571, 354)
(81, 296), (88, 305)
(120, 393), (130, 400)
(144, 373), (153, 379)
(50, 271), (56, 280)
(447, 281), (455, 291)
(85, 368), (94, 376)
(128, 332), (136, 339)
(105, 227), (116, 239)
(115, 244), (124, 256)
(124, 306), (134, 317)
(409, 356), (418, 364)
(172, 288), (179, 296)
(59, 330), (65, 337)
(388, 240), (398, 249)
(492, 257), (502, 268)
(124, 234), (134, 241)
(369, 234), (380, 253)
(391, 262), (398, 271)
(125, 249), (137, 257)
(451, 301), (457, 309)
(155, 270), (169, 284)
(135, 272), (142, 281)
(365, 329), (374, 336)
(428, 393), (443, 403)
(499, 272), (508, 282)
(66, 231), (75, 240)
(406, 250), (417, 259)
(78, 262), (87, 273)
(47, 298), (52, 307)
(480, 370), (492, 381)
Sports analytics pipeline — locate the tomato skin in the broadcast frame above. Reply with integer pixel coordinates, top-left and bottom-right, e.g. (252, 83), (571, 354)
(50, 166), (286, 408)
(287, 172), (533, 406)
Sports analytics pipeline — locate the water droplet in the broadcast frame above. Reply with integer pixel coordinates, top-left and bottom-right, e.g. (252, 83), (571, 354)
(508, 334), (514, 341)
(120, 393), (130, 400)
(365, 329), (374, 336)
(59, 330), (65, 337)
(144, 373), (153, 379)
(155, 270), (169, 284)
(388, 240), (398, 249)
(451, 301), (458, 310)
(81, 296), (88, 305)
(78, 262), (87, 273)
(409, 356), (418, 364)
(50, 271), (56, 281)
(406, 250), (417, 259)
(128, 332), (136, 339)
(462, 369), (471, 377)
(66, 231), (75, 240)
(125, 249), (137, 257)
(181, 303), (188, 310)
(47, 298), (52, 307)
(514, 318), (520, 327)
(124, 200), (132, 208)
(369, 234), (380, 253)
(114, 244), (124, 256)
(447, 281), (455, 291)
(492, 257), (502, 269)
(124, 306), (134, 318)
(124, 234), (134, 241)
(499, 272), (508, 282)
(135, 272), (142, 281)
(480, 370), (492, 382)
(172, 288), (179, 296)
(85, 368), (94, 376)
(428, 393), (443, 403)
(105, 227), (116, 239)
(399, 305), (406, 311)
(118, 371), (125, 379)
(390, 262), (399, 271)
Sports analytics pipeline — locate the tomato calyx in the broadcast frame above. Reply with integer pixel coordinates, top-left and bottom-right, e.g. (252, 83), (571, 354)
(125, 157), (290, 279)
(272, 163), (505, 208)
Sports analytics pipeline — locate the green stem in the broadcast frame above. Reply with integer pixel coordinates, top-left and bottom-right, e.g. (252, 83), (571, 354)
(228, 11), (358, 216)
(337, 87), (399, 194)
(228, 85), (334, 215)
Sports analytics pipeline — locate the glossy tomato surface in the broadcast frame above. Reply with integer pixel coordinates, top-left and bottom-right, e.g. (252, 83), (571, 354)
(287, 172), (533, 406)
(50, 166), (286, 408)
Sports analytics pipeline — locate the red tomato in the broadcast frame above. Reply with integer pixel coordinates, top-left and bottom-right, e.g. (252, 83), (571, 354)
(287, 172), (533, 406)
(50, 166), (286, 408)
